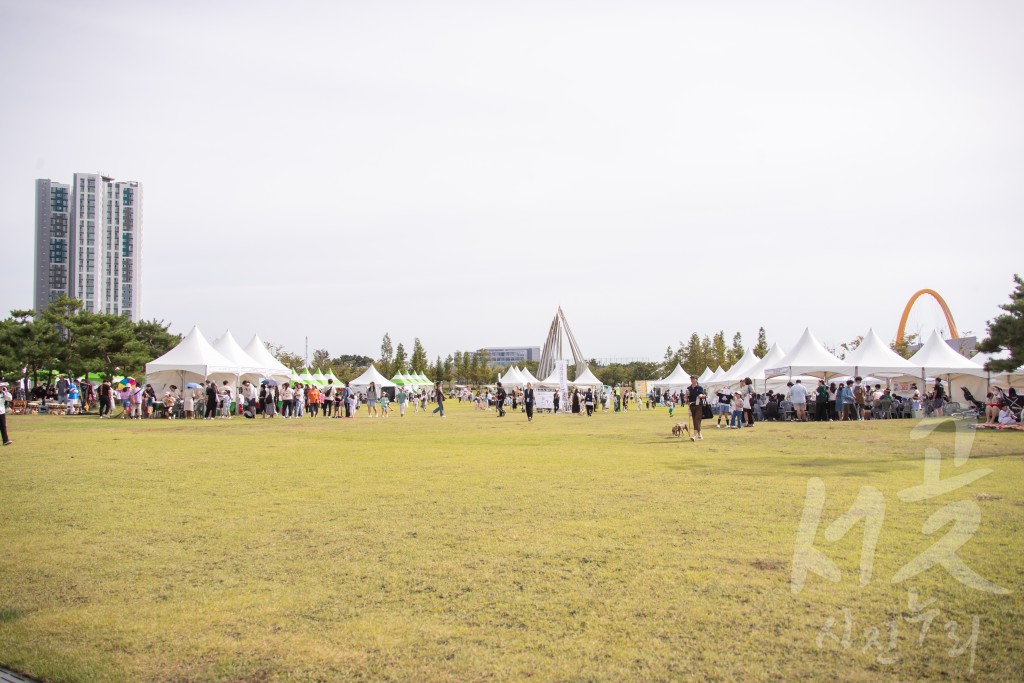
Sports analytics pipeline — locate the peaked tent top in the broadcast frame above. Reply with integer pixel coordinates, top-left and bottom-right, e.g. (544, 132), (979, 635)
(906, 330), (986, 378)
(146, 325), (237, 378)
(243, 334), (293, 380)
(718, 347), (762, 384)
(706, 366), (728, 385)
(520, 367), (541, 385)
(843, 328), (920, 377)
(570, 366), (603, 386)
(766, 328), (851, 379)
(697, 366), (715, 384)
(745, 343), (788, 382)
(654, 364), (692, 387)
(349, 364), (398, 388)
(499, 366), (527, 386)
(213, 330), (264, 375)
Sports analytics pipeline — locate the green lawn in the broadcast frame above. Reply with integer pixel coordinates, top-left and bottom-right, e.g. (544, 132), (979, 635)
(0, 403), (1021, 682)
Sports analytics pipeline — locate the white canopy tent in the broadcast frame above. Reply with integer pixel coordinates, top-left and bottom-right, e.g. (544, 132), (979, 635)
(520, 367), (541, 385)
(972, 351), (1024, 390)
(716, 348), (762, 386)
(311, 370), (328, 387)
(242, 334), (293, 383)
(212, 330), (266, 384)
(697, 366), (715, 384)
(653, 364), (692, 388)
(570, 366), (603, 386)
(349, 364), (397, 389)
(843, 328), (920, 378)
(766, 328), (851, 381)
(745, 343), (788, 388)
(145, 325), (238, 391)
(498, 366), (527, 386)
(898, 330), (986, 399)
(705, 366), (728, 386)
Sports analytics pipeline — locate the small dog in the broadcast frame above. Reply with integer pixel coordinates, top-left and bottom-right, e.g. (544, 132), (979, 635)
(672, 423), (690, 438)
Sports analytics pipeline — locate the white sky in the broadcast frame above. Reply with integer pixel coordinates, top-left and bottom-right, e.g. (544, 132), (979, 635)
(1, 0), (1021, 362)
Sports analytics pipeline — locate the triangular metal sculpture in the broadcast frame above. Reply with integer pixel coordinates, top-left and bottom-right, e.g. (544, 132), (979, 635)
(537, 306), (587, 380)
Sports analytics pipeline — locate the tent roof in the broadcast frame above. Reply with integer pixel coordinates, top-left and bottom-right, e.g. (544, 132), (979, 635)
(745, 343), (788, 382)
(766, 328), (851, 379)
(697, 366), (715, 384)
(571, 366), (603, 386)
(706, 366), (728, 385)
(905, 330), (986, 378)
(212, 330), (265, 377)
(718, 347), (762, 384)
(349, 364), (397, 388)
(243, 334), (293, 380)
(520, 367), (541, 385)
(499, 366), (526, 386)
(653, 364), (691, 387)
(843, 328), (919, 377)
(145, 325), (237, 379)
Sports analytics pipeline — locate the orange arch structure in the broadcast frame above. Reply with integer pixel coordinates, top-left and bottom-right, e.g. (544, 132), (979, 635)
(896, 289), (959, 346)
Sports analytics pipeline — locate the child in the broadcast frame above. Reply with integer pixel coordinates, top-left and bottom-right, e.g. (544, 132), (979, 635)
(380, 392), (390, 417)
(668, 399), (675, 418)
(730, 392), (744, 429)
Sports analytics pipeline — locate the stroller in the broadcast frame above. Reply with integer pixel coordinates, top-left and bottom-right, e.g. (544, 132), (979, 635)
(961, 387), (985, 413)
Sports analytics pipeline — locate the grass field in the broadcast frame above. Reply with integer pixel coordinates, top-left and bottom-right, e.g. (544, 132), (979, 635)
(0, 402), (1022, 682)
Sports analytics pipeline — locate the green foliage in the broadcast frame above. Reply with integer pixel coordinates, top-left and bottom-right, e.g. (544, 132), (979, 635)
(754, 327), (769, 358)
(379, 333), (394, 378)
(393, 342), (408, 373)
(410, 338), (428, 374)
(727, 332), (744, 367)
(890, 332), (919, 359)
(0, 298), (179, 385)
(711, 331), (728, 369)
(978, 274), (1024, 372)
(312, 348), (331, 370)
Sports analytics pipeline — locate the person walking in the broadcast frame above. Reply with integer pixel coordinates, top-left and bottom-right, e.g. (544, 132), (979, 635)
(553, 390), (560, 414)
(495, 382), (507, 417)
(686, 375), (706, 441)
(584, 388), (594, 416)
(432, 382), (445, 417)
(366, 382), (379, 417)
(322, 379), (334, 417)
(524, 383), (535, 421)
(397, 387), (408, 417)
(0, 381), (13, 446)
(98, 379), (112, 418)
(571, 388), (581, 415)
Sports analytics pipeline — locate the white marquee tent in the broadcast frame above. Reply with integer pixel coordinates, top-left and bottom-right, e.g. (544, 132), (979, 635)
(653, 364), (692, 388)
(242, 334), (292, 383)
(145, 325), (237, 390)
(499, 366), (527, 386)
(697, 367), (715, 384)
(705, 366), (727, 386)
(716, 347), (762, 386)
(570, 366), (603, 386)
(766, 328), (851, 381)
(899, 330), (986, 398)
(745, 343), (788, 387)
(520, 367), (541, 385)
(349, 364), (397, 389)
(843, 328), (920, 378)
(212, 330), (265, 384)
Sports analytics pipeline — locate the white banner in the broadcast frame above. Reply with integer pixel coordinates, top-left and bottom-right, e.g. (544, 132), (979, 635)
(536, 390), (556, 411)
(555, 360), (570, 412)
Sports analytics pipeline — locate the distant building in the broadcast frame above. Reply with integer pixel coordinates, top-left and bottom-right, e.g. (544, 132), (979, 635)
(34, 173), (142, 320)
(484, 346), (541, 365)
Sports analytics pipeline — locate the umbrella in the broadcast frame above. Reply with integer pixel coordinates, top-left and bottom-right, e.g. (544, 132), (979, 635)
(185, 382), (203, 389)
(117, 377), (137, 386)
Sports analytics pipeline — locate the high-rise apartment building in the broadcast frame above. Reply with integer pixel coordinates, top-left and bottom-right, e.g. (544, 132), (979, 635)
(33, 179), (72, 315)
(34, 173), (142, 320)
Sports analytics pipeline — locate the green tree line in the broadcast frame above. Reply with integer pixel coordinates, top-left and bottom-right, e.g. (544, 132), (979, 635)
(0, 296), (180, 387)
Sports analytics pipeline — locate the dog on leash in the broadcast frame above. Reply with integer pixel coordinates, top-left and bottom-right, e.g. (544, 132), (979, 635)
(672, 422), (690, 438)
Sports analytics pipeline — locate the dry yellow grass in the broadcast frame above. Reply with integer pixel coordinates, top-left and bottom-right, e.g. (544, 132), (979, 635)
(0, 404), (1021, 681)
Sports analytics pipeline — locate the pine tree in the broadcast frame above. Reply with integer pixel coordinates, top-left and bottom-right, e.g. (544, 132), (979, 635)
(393, 342), (408, 373)
(754, 327), (769, 358)
(410, 338), (428, 373)
(379, 333), (393, 377)
(978, 274), (1024, 372)
(727, 332), (744, 367)
(683, 333), (703, 375)
(711, 331), (727, 369)
(662, 345), (676, 376)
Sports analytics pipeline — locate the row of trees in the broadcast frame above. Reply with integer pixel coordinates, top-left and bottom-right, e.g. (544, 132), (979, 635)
(0, 296), (180, 387)
(660, 328), (769, 377)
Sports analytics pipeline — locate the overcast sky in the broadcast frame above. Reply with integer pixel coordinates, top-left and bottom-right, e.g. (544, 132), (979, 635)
(1, 0), (1020, 363)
